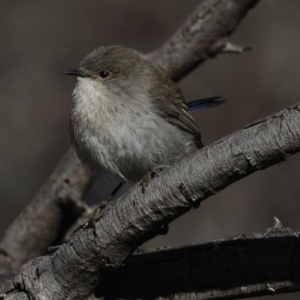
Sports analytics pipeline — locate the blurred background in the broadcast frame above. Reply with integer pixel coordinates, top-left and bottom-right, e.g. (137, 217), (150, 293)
(0, 1), (300, 299)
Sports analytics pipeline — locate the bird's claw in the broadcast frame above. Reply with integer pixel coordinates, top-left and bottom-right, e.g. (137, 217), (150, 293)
(140, 167), (164, 193)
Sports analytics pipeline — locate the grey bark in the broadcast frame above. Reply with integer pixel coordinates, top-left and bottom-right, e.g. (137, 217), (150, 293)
(147, 0), (259, 80)
(0, 0), (260, 272)
(0, 100), (299, 299)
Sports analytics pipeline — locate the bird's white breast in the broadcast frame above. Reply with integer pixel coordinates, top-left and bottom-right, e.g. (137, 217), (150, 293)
(71, 78), (195, 182)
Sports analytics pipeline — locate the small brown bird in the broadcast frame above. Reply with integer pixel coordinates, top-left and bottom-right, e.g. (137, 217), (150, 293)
(65, 45), (223, 182)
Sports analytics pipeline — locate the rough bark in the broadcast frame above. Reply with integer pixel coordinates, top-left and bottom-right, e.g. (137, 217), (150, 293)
(0, 100), (299, 299)
(94, 218), (300, 300)
(0, 0), (260, 272)
(147, 0), (259, 80)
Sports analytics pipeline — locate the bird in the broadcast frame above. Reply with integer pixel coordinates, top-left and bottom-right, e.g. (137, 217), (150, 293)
(65, 45), (224, 184)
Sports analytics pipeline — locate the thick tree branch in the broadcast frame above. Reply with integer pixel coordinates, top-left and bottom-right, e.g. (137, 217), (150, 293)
(0, 148), (92, 272)
(93, 218), (300, 300)
(147, 0), (259, 79)
(0, 0), (259, 272)
(0, 101), (299, 299)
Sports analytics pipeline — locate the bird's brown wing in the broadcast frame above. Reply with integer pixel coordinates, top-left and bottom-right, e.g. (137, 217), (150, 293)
(151, 77), (203, 148)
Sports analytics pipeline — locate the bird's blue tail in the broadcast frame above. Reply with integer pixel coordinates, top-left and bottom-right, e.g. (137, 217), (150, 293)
(187, 97), (225, 113)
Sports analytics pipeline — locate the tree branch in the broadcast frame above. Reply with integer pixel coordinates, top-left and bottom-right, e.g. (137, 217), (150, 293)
(93, 218), (300, 300)
(0, 148), (92, 272)
(146, 0), (259, 79)
(0, 0), (260, 272)
(0, 100), (299, 299)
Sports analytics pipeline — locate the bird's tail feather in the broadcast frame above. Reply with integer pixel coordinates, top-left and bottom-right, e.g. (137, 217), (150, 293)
(187, 97), (225, 113)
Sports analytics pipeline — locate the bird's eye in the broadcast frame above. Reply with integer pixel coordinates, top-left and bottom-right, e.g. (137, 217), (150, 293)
(99, 71), (110, 79)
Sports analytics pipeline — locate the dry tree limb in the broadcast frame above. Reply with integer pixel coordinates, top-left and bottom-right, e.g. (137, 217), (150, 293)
(94, 218), (300, 300)
(0, 148), (93, 272)
(0, 100), (299, 300)
(0, 0), (260, 272)
(147, 0), (259, 79)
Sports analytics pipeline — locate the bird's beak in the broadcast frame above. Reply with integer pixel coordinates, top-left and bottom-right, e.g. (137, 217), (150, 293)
(64, 69), (88, 78)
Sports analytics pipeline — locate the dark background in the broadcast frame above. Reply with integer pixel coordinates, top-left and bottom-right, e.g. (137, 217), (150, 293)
(1, 1), (300, 299)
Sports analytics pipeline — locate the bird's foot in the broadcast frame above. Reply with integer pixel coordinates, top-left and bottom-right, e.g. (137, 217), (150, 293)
(140, 167), (164, 193)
